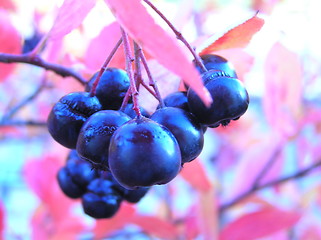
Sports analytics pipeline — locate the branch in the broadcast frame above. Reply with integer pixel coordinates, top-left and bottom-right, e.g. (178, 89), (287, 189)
(219, 159), (321, 213)
(142, 0), (207, 73)
(0, 52), (86, 85)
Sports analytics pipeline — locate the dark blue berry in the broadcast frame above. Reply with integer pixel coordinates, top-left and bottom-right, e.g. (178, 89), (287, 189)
(151, 107), (204, 163)
(108, 117), (181, 189)
(76, 110), (131, 170)
(47, 92), (102, 149)
(123, 103), (150, 118)
(157, 91), (190, 112)
(85, 68), (130, 110)
(82, 178), (122, 219)
(187, 71), (249, 126)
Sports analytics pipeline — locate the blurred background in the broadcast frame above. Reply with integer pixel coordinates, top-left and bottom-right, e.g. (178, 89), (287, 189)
(1, 0), (321, 239)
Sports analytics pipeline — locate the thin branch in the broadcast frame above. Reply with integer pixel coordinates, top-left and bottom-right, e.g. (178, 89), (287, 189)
(139, 48), (165, 108)
(219, 159), (321, 213)
(120, 28), (142, 118)
(142, 0), (207, 73)
(0, 52), (86, 85)
(89, 38), (123, 97)
(0, 120), (47, 127)
(2, 77), (48, 121)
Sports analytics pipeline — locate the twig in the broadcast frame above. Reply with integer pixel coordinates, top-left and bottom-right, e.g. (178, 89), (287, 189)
(0, 52), (86, 85)
(2, 77), (48, 122)
(142, 0), (207, 73)
(0, 120), (47, 127)
(89, 38), (123, 97)
(139, 47), (165, 108)
(219, 159), (321, 213)
(120, 28), (142, 118)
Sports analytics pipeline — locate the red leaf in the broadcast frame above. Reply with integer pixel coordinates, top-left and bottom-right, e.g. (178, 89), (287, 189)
(93, 203), (136, 239)
(48, 0), (96, 40)
(199, 14), (264, 55)
(0, 0), (16, 10)
(0, 9), (21, 81)
(180, 159), (212, 192)
(220, 207), (301, 240)
(84, 22), (123, 71)
(131, 215), (178, 240)
(0, 201), (4, 240)
(104, 0), (212, 106)
(263, 42), (303, 136)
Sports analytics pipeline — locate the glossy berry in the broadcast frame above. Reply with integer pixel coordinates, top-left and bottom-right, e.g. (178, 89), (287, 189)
(187, 71), (249, 126)
(108, 117), (181, 189)
(123, 103), (150, 118)
(76, 110), (131, 170)
(151, 107), (204, 163)
(194, 54), (237, 78)
(157, 91), (190, 112)
(47, 92), (102, 149)
(82, 178), (122, 219)
(57, 150), (100, 198)
(100, 171), (150, 203)
(85, 68), (130, 110)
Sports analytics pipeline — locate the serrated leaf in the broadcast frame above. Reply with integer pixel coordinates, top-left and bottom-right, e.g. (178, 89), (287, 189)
(219, 207), (301, 240)
(48, 0), (96, 40)
(104, 0), (212, 106)
(199, 14), (264, 55)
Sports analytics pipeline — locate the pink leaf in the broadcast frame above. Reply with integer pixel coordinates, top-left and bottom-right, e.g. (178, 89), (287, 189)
(0, 9), (21, 81)
(263, 42), (303, 136)
(220, 207), (301, 240)
(48, 0), (96, 40)
(84, 22), (123, 71)
(131, 215), (178, 240)
(0, 0), (16, 10)
(180, 159), (212, 192)
(199, 13), (265, 54)
(93, 203), (136, 239)
(104, 0), (212, 106)
(0, 201), (4, 240)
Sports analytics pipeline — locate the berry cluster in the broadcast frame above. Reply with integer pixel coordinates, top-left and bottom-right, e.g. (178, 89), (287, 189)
(47, 54), (249, 218)
(57, 150), (149, 219)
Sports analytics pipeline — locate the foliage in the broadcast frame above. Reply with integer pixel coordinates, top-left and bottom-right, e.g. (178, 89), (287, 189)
(1, 0), (321, 239)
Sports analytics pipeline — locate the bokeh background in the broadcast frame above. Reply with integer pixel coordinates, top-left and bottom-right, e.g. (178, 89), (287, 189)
(1, 0), (321, 239)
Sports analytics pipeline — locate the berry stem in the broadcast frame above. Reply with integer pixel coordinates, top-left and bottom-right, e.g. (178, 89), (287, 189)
(89, 38), (123, 97)
(120, 28), (142, 118)
(142, 0), (207, 73)
(139, 46), (165, 108)
(0, 52), (86, 85)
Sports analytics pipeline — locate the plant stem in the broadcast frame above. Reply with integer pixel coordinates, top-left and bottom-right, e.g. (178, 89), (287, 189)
(219, 159), (321, 213)
(89, 38), (123, 97)
(142, 0), (207, 73)
(120, 28), (142, 118)
(0, 52), (86, 85)
(139, 48), (165, 108)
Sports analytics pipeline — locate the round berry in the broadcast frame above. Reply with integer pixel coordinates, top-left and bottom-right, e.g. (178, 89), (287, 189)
(195, 54), (237, 78)
(76, 110), (131, 170)
(82, 178), (122, 219)
(47, 92), (102, 149)
(187, 72), (249, 126)
(157, 91), (190, 112)
(108, 117), (181, 189)
(151, 107), (204, 163)
(123, 103), (150, 118)
(85, 68), (130, 110)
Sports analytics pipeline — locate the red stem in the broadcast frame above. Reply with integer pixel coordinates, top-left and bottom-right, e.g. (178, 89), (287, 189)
(142, 0), (207, 73)
(121, 28), (142, 118)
